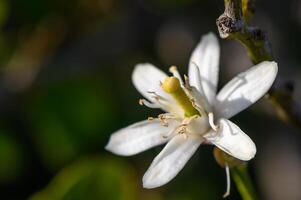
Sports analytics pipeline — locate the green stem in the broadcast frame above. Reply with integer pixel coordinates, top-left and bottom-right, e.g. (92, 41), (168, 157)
(231, 165), (258, 200)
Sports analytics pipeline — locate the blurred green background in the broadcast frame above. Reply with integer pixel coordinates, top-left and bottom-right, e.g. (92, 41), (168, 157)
(1, 0), (301, 199)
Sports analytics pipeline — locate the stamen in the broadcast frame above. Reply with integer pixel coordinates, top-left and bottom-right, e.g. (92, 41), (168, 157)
(158, 113), (176, 126)
(139, 99), (144, 105)
(175, 125), (188, 139)
(169, 66), (184, 85)
(223, 163), (231, 198)
(177, 124), (187, 134)
(174, 115), (199, 137)
(158, 114), (168, 126)
(142, 90), (183, 117)
(147, 91), (174, 109)
(139, 99), (161, 109)
(147, 117), (154, 121)
(184, 75), (191, 89)
(147, 91), (167, 101)
(209, 112), (219, 131)
(150, 95), (182, 116)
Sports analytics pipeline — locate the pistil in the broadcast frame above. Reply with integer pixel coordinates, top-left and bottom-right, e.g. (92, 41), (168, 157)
(161, 76), (199, 117)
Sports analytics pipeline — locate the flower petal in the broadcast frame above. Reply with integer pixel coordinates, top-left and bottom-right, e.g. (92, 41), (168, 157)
(204, 118), (256, 161)
(188, 32), (220, 106)
(132, 63), (183, 116)
(143, 134), (203, 188)
(105, 119), (180, 156)
(132, 63), (170, 102)
(215, 61), (278, 119)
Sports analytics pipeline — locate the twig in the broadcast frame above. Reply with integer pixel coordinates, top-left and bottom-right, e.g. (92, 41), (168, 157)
(216, 0), (301, 128)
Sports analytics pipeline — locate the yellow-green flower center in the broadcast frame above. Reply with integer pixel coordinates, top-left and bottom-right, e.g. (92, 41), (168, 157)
(162, 76), (199, 117)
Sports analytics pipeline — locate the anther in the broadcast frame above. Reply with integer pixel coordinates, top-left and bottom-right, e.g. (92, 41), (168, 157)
(169, 66), (184, 85)
(139, 99), (144, 105)
(176, 125), (188, 139)
(169, 65), (177, 72)
(147, 91), (160, 99)
(139, 99), (161, 109)
(158, 114), (169, 126)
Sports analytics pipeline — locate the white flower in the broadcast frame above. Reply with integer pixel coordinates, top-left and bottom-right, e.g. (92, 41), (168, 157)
(105, 33), (278, 189)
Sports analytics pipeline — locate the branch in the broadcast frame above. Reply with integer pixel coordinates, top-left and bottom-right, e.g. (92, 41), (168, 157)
(242, 0), (256, 24)
(217, 0), (271, 64)
(216, 0), (301, 128)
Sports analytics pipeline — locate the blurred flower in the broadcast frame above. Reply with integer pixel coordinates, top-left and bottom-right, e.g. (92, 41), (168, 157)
(105, 33), (278, 189)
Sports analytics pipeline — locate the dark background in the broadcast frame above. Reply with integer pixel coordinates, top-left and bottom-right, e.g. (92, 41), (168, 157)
(0, 0), (301, 199)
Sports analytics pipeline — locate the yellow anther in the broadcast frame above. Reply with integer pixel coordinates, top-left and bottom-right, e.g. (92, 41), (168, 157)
(169, 65), (177, 73)
(161, 76), (199, 117)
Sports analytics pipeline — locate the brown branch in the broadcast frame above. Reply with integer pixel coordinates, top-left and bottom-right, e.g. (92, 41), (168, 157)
(217, 0), (272, 64)
(217, 0), (301, 128)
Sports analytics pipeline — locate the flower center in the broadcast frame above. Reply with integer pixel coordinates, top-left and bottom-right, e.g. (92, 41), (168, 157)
(182, 115), (209, 136)
(161, 76), (200, 117)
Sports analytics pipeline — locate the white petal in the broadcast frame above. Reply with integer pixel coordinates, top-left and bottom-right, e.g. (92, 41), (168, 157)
(132, 63), (171, 102)
(204, 118), (256, 161)
(143, 134), (203, 188)
(188, 33), (220, 106)
(132, 63), (183, 116)
(105, 119), (179, 156)
(215, 61), (278, 119)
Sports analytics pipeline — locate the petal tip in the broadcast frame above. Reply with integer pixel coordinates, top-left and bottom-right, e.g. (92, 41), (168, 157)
(203, 32), (218, 40)
(104, 138), (120, 155)
(262, 60), (278, 83)
(132, 63), (150, 82)
(200, 32), (219, 48)
(104, 136), (132, 156)
(238, 143), (257, 161)
(261, 60), (278, 73)
(142, 181), (156, 189)
(142, 173), (159, 189)
(104, 140), (113, 152)
(271, 61), (278, 73)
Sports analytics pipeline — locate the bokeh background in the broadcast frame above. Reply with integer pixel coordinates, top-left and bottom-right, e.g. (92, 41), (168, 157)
(1, 0), (301, 199)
